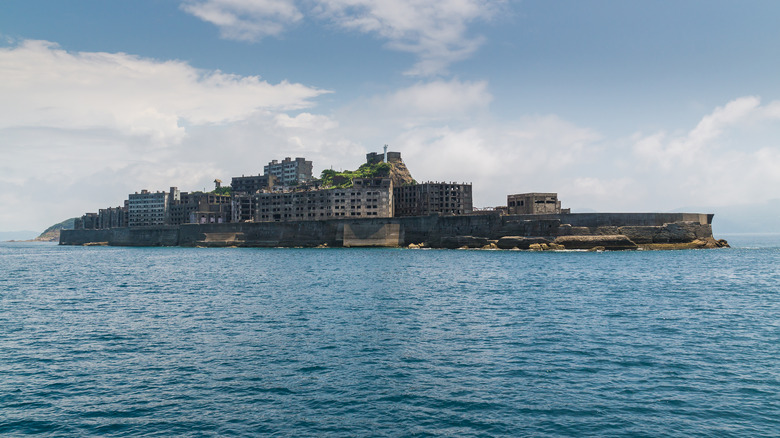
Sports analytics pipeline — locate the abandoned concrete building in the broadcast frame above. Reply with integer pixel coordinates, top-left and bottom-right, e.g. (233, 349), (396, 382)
(231, 174), (277, 194)
(231, 177), (393, 222)
(127, 189), (174, 227)
(394, 182), (473, 216)
(507, 193), (570, 215)
(366, 151), (402, 165)
(73, 150), (574, 232)
(98, 205), (128, 229)
(264, 157), (313, 186)
(170, 192), (231, 225)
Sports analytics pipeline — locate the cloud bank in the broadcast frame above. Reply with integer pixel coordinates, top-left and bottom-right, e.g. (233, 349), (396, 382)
(2, 39), (780, 232)
(0, 40), (334, 230)
(0, 40), (327, 144)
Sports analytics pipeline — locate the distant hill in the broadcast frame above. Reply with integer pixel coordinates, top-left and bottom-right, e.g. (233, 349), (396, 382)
(33, 218), (77, 242)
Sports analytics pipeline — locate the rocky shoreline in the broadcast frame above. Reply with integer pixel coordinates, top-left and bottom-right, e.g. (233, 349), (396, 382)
(407, 234), (729, 251)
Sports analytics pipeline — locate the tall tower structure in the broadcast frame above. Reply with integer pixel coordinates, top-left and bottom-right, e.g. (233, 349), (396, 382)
(383, 144), (388, 163)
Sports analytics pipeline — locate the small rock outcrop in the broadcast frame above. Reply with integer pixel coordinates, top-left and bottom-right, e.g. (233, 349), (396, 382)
(440, 235), (488, 249)
(496, 236), (552, 250)
(616, 222), (712, 244)
(554, 234), (638, 250)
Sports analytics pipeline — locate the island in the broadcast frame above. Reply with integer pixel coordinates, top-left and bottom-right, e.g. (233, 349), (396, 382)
(60, 150), (728, 250)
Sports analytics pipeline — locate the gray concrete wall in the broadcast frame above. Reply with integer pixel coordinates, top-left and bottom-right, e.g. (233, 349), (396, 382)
(61, 212), (715, 247)
(516, 212), (712, 227)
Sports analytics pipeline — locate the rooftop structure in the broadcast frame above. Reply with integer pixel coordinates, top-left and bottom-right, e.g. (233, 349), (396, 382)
(366, 151), (402, 165)
(507, 193), (564, 215)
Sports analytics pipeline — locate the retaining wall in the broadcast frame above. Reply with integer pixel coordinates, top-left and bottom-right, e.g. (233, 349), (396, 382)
(60, 212), (714, 248)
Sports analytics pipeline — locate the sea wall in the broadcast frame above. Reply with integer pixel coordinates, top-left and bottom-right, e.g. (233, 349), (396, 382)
(60, 227), (179, 246)
(60, 212), (715, 248)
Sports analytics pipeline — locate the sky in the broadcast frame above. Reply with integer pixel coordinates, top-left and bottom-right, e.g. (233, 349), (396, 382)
(2, 0), (780, 233)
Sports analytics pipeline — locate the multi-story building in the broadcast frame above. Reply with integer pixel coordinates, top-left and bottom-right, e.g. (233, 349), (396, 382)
(97, 205), (128, 229)
(231, 177), (393, 222)
(263, 157), (313, 186)
(169, 192), (231, 225)
(75, 212), (99, 230)
(506, 193), (563, 215)
(231, 174), (277, 194)
(127, 188), (178, 227)
(188, 193), (232, 224)
(394, 182), (473, 216)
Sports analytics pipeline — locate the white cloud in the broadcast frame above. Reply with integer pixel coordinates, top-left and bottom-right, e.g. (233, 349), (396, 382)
(385, 79), (492, 118)
(274, 112), (338, 130)
(314, 0), (501, 75)
(0, 40), (327, 144)
(0, 40), (334, 231)
(627, 96), (780, 207)
(181, 0), (504, 75)
(181, 0), (303, 40)
(382, 115), (603, 208)
(634, 96), (763, 169)
(4, 39), (779, 232)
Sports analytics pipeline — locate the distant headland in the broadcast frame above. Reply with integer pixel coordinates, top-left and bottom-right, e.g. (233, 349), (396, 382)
(61, 149), (728, 250)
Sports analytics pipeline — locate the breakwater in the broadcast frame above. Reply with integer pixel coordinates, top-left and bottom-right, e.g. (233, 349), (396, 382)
(60, 212), (719, 249)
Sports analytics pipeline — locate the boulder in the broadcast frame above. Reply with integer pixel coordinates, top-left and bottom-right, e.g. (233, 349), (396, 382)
(554, 234), (638, 250)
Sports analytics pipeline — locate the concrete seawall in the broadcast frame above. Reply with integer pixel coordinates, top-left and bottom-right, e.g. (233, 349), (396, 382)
(60, 212), (716, 248)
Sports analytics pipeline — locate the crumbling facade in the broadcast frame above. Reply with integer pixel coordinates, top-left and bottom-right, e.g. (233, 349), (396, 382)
(394, 182), (473, 216)
(169, 192), (231, 225)
(241, 177), (393, 222)
(98, 205), (128, 229)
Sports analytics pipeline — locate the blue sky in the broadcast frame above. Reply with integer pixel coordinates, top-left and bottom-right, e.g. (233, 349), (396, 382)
(2, 0), (780, 232)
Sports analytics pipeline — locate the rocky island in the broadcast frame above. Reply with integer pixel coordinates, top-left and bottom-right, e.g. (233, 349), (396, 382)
(61, 150), (727, 250)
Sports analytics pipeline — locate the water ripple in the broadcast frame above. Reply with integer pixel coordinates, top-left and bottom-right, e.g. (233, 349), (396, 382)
(1, 240), (779, 436)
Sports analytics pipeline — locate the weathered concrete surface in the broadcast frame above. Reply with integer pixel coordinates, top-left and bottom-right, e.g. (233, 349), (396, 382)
(60, 227), (178, 246)
(343, 222), (402, 247)
(554, 235), (638, 250)
(60, 212), (719, 249)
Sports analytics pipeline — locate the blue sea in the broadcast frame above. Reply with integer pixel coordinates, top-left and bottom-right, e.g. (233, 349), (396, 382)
(1, 236), (778, 437)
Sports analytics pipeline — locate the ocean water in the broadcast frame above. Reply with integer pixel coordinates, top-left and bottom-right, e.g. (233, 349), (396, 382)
(1, 236), (778, 437)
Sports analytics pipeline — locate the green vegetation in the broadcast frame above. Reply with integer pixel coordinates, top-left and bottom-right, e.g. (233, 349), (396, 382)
(211, 186), (232, 196)
(320, 162), (392, 188)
